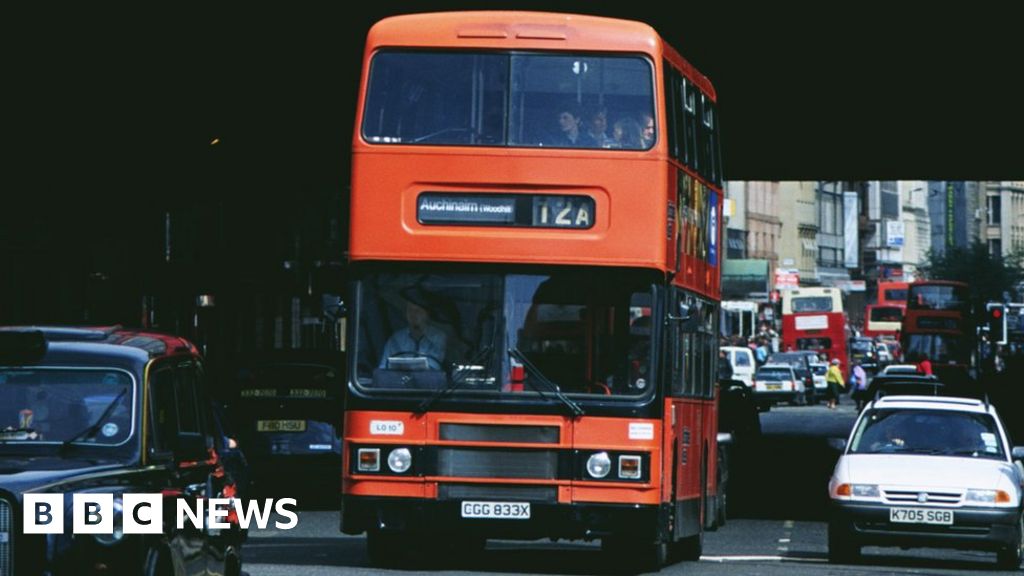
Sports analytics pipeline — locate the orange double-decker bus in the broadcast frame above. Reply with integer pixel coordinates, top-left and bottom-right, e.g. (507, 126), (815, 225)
(341, 11), (724, 570)
(876, 281), (910, 308)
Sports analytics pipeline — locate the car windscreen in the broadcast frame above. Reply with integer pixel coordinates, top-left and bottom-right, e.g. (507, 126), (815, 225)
(0, 368), (135, 446)
(849, 408), (1005, 459)
(850, 340), (873, 353)
(756, 368), (791, 381)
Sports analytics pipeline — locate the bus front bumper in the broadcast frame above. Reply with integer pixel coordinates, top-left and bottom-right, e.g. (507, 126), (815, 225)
(341, 495), (668, 541)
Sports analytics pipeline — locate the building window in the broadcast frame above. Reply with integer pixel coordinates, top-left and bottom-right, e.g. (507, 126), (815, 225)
(881, 180), (899, 219)
(988, 195), (1002, 226)
(818, 247), (844, 268)
(818, 182), (843, 236)
(989, 238), (1002, 256)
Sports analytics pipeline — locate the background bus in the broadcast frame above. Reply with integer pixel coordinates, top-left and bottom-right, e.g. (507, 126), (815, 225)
(863, 303), (903, 340)
(341, 11), (725, 571)
(876, 281), (910, 308)
(901, 280), (972, 386)
(721, 300), (759, 341)
(781, 287), (848, 378)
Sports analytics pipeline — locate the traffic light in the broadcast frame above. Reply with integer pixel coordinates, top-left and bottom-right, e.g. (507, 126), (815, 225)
(987, 303), (1007, 345)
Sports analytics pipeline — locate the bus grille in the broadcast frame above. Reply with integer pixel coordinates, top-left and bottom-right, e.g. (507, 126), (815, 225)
(436, 448), (559, 479)
(439, 423), (559, 444)
(0, 498), (11, 576)
(439, 484), (558, 502)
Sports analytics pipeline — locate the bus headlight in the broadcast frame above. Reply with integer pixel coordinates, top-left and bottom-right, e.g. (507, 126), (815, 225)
(387, 448), (412, 473)
(618, 455), (642, 479)
(586, 452), (612, 479)
(357, 448), (381, 472)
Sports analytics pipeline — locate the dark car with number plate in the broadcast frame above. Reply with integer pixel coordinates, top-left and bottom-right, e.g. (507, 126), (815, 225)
(0, 326), (243, 576)
(232, 351), (344, 498)
(828, 395), (1024, 568)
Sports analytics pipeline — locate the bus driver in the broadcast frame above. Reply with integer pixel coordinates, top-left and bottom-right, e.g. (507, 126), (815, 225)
(379, 287), (448, 370)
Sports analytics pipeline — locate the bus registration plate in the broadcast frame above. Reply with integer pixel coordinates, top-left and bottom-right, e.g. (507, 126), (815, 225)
(461, 501), (531, 520)
(889, 507), (953, 525)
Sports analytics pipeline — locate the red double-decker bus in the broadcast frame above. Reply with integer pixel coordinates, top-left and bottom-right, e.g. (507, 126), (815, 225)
(781, 287), (848, 376)
(901, 280), (972, 382)
(340, 11), (724, 570)
(863, 304), (903, 340)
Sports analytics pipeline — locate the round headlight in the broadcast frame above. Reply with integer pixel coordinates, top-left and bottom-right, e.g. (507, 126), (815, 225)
(387, 448), (412, 473)
(586, 452), (612, 479)
(94, 499), (124, 546)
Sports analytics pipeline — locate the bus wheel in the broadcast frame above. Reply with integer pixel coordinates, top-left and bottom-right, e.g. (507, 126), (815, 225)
(366, 530), (413, 567)
(671, 529), (703, 561)
(602, 537), (667, 572)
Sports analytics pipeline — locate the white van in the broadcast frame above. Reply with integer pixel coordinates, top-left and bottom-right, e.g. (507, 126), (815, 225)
(720, 346), (756, 387)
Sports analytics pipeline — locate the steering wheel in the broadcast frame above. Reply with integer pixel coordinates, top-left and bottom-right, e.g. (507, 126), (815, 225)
(388, 350), (446, 370)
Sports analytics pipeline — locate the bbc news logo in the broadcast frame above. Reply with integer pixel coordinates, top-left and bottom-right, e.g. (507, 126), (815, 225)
(23, 494), (298, 534)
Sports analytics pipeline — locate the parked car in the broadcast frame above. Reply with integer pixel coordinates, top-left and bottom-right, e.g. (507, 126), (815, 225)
(809, 362), (829, 399)
(232, 350), (344, 500)
(766, 352), (816, 403)
(848, 337), (880, 373)
(720, 346), (756, 387)
(881, 364), (921, 375)
(752, 363), (803, 409)
(828, 395), (1024, 568)
(874, 340), (895, 366)
(0, 326), (244, 576)
(865, 373), (944, 400)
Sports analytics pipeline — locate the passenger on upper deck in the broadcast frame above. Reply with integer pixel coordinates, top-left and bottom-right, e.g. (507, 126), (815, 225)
(640, 113), (655, 147)
(584, 106), (614, 148)
(612, 117), (645, 149)
(549, 105), (597, 148)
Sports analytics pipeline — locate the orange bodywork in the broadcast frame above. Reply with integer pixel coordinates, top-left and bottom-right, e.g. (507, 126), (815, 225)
(345, 11), (722, 521)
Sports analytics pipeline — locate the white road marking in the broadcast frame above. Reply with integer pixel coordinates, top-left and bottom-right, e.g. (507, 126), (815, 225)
(701, 555), (827, 563)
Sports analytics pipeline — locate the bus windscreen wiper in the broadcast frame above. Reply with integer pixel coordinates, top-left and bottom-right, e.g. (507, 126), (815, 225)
(414, 347), (493, 415)
(509, 347), (585, 417)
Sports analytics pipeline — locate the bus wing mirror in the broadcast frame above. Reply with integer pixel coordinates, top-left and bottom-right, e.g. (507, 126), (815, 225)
(668, 302), (700, 332)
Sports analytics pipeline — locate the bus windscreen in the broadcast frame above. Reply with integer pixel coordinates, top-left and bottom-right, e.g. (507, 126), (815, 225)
(362, 51), (655, 149)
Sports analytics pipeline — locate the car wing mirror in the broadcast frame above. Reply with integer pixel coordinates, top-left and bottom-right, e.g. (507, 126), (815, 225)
(1011, 446), (1024, 461)
(148, 447), (174, 465)
(827, 437), (847, 452)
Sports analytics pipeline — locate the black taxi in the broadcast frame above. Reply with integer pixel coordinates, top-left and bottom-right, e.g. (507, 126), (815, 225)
(0, 326), (244, 576)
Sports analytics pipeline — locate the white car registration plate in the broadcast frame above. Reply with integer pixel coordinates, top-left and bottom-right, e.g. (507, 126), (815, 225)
(889, 507), (954, 525)
(461, 501), (531, 520)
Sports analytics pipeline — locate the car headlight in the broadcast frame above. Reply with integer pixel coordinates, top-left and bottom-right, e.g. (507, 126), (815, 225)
(966, 489), (1012, 505)
(94, 498), (124, 546)
(834, 483), (879, 499)
(586, 452), (612, 479)
(387, 448), (412, 473)
(851, 484), (880, 498)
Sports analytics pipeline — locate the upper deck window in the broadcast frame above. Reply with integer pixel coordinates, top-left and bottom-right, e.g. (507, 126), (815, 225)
(362, 51), (654, 150)
(790, 296), (835, 313)
(908, 284), (969, 312)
